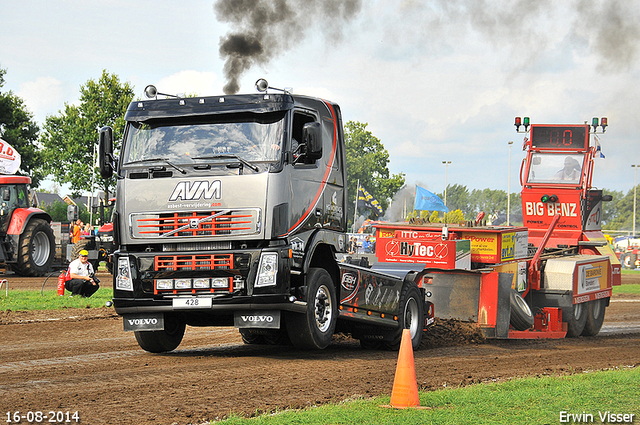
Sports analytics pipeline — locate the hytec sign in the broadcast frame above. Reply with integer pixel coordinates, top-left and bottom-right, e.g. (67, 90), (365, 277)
(375, 230), (471, 270)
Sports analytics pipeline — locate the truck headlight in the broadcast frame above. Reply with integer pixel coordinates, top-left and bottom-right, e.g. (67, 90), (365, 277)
(116, 257), (134, 291)
(255, 252), (278, 287)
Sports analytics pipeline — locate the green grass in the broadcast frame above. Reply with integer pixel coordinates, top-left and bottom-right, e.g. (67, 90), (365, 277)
(0, 287), (113, 310)
(217, 367), (640, 424)
(613, 283), (640, 295)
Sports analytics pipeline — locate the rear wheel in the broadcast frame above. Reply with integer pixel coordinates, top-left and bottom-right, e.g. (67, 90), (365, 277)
(383, 283), (424, 351)
(134, 316), (185, 353)
(286, 268), (337, 350)
(15, 218), (55, 277)
(564, 302), (587, 337)
(581, 299), (607, 336)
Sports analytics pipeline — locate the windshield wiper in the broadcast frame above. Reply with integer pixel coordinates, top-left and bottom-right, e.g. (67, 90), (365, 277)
(125, 158), (187, 174)
(193, 154), (259, 172)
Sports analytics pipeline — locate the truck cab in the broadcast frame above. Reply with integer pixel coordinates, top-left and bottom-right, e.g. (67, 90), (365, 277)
(99, 85), (350, 351)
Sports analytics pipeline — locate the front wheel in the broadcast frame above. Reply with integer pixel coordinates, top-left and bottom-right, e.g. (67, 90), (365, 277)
(134, 316), (186, 353)
(581, 299), (607, 336)
(383, 283), (424, 351)
(286, 268), (337, 350)
(15, 218), (55, 277)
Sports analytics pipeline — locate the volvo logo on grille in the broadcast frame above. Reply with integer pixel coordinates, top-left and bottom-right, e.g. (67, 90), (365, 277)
(189, 218), (199, 229)
(169, 180), (222, 201)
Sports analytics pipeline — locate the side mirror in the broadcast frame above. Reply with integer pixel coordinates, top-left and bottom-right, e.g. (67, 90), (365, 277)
(302, 122), (322, 161)
(99, 126), (114, 179)
(67, 205), (78, 221)
(602, 195), (613, 202)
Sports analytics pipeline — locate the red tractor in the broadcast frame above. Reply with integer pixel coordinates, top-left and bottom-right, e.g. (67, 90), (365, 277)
(0, 175), (55, 276)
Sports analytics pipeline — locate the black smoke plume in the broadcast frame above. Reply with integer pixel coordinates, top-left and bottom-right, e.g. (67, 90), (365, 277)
(214, 0), (362, 94)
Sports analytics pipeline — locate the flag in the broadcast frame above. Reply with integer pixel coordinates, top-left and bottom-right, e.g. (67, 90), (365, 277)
(414, 186), (449, 212)
(357, 186), (383, 216)
(0, 138), (21, 175)
(595, 137), (605, 159)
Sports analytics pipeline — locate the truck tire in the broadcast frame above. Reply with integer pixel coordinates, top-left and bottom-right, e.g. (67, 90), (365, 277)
(286, 267), (337, 350)
(564, 301), (587, 337)
(581, 299), (607, 336)
(15, 218), (55, 277)
(383, 283), (424, 351)
(509, 289), (534, 331)
(239, 329), (266, 344)
(134, 316), (186, 353)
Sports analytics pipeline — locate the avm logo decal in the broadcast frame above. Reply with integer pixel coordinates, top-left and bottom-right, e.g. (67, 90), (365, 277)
(169, 180), (221, 201)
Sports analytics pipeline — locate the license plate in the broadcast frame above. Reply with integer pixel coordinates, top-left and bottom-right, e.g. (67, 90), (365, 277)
(172, 297), (212, 309)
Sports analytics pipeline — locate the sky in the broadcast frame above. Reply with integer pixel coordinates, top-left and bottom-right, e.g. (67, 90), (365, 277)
(1, 0), (640, 199)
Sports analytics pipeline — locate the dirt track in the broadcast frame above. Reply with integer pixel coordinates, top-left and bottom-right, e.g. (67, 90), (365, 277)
(0, 274), (639, 425)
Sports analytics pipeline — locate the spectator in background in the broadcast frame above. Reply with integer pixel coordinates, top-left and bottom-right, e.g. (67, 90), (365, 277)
(65, 249), (99, 297)
(71, 219), (83, 244)
(362, 235), (372, 253)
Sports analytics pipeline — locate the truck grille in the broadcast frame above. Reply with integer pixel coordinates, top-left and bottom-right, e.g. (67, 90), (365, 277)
(155, 254), (233, 271)
(131, 209), (260, 239)
(153, 254), (238, 295)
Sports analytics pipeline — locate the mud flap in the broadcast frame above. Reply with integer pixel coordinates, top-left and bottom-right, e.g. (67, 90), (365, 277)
(234, 310), (281, 329)
(123, 313), (165, 331)
(477, 272), (512, 338)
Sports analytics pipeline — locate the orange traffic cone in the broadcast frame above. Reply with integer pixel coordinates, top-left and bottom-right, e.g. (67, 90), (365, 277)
(381, 329), (429, 409)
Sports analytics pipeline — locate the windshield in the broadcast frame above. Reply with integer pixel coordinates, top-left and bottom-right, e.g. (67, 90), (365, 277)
(122, 112), (285, 165)
(527, 153), (585, 184)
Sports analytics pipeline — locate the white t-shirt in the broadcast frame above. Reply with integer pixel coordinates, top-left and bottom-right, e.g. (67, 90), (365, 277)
(69, 258), (94, 277)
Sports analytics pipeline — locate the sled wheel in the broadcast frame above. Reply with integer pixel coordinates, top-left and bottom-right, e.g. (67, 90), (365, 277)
(581, 298), (607, 336)
(564, 301), (587, 337)
(509, 289), (534, 331)
(134, 315), (185, 353)
(286, 268), (337, 350)
(383, 283), (424, 351)
(15, 218), (55, 277)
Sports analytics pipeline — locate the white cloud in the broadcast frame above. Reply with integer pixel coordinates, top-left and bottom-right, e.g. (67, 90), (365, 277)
(16, 77), (65, 122)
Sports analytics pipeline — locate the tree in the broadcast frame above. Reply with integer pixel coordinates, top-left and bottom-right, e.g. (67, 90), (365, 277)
(344, 121), (405, 223)
(0, 66), (43, 186)
(40, 70), (134, 198)
(439, 184), (470, 214)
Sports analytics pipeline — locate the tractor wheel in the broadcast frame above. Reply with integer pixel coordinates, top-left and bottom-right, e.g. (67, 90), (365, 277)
(134, 315), (185, 353)
(15, 218), (55, 277)
(70, 239), (92, 260)
(620, 253), (630, 269)
(383, 283), (424, 351)
(509, 289), (534, 331)
(564, 301), (587, 337)
(581, 299), (607, 336)
(285, 268), (337, 350)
